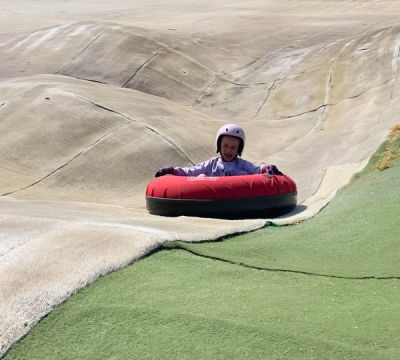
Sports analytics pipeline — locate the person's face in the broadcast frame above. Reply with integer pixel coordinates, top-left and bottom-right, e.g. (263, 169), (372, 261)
(220, 135), (240, 162)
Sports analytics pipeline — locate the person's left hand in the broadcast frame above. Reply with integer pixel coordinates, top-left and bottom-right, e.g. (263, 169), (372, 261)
(261, 164), (283, 176)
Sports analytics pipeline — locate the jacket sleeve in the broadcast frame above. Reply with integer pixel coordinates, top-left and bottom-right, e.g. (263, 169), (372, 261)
(174, 159), (214, 176)
(240, 158), (263, 174)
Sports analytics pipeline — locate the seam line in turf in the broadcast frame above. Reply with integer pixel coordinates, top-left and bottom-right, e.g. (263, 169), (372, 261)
(163, 246), (400, 281)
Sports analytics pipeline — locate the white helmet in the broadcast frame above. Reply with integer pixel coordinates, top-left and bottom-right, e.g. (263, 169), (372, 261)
(215, 123), (245, 156)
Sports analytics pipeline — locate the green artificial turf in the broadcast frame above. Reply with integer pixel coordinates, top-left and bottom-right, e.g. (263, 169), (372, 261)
(5, 135), (400, 360)
(5, 250), (400, 360)
(166, 142), (400, 278)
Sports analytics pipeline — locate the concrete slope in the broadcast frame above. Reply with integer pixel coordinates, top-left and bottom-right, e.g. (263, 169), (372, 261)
(0, 74), (218, 205)
(1, 1), (400, 356)
(0, 22), (249, 103)
(0, 24), (399, 207)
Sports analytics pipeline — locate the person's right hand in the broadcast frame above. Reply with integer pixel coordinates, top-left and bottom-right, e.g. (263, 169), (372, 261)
(155, 166), (175, 177)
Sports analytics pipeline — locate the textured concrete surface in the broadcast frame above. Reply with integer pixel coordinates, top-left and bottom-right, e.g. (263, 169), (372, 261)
(1, 0), (400, 356)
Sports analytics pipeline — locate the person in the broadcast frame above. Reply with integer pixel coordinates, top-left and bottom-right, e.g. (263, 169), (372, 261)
(155, 123), (282, 177)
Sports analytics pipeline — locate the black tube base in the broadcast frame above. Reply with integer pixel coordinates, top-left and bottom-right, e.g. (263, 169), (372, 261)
(146, 193), (297, 219)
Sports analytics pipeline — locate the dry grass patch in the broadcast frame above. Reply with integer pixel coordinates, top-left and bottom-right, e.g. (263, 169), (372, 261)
(375, 124), (400, 170)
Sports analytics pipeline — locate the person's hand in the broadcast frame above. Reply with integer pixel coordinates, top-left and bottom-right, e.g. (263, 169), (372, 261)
(155, 166), (175, 177)
(261, 164), (283, 176)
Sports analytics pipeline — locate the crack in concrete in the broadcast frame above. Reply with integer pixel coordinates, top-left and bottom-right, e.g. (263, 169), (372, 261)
(65, 76), (108, 85)
(191, 74), (221, 105)
(258, 76), (394, 122)
(227, 57), (260, 73)
(217, 76), (254, 87)
(56, 31), (104, 74)
(168, 246), (400, 281)
(122, 49), (163, 88)
(253, 80), (277, 118)
(277, 103), (329, 120)
(1, 95), (195, 196)
(1, 112), (132, 197)
(249, 48), (316, 120)
(138, 35), (218, 76)
(345, 79), (393, 100)
(200, 30), (397, 120)
(302, 59), (335, 130)
(192, 73), (272, 107)
(74, 97), (196, 165)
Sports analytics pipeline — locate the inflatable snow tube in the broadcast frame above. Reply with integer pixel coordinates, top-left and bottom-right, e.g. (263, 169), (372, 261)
(146, 174), (297, 219)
